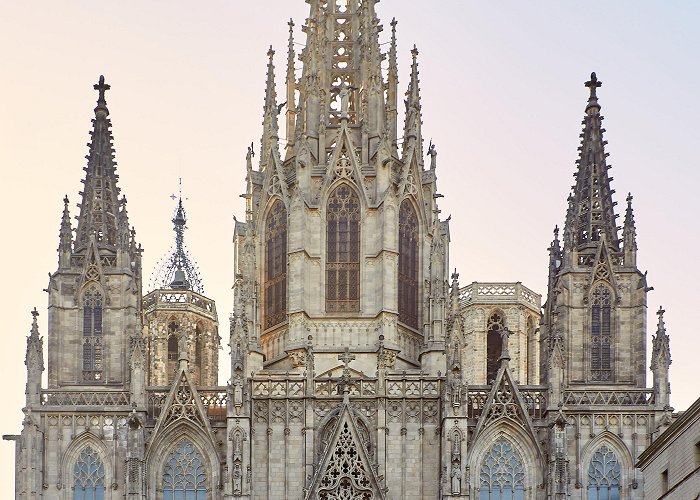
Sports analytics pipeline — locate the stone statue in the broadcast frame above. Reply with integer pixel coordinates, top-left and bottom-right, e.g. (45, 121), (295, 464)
(339, 84), (351, 117)
(450, 463), (461, 494)
(233, 463), (243, 495)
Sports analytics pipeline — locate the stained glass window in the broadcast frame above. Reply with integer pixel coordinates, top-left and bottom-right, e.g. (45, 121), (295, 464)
(82, 288), (104, 382)
(587, 445), (621, 500)
(487, 313), (505, 384)
(398, 200), (419, 328)
(326, 185), (360, 312)
(73, 446), (105, 500)
(479, 437), (525, 500)
(162, 439), (208, 500)
(591, 285), (612, 381)
(264, 200), (287, 329)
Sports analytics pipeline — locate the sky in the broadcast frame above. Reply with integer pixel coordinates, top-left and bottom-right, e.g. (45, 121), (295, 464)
(1, 0), (699, 493)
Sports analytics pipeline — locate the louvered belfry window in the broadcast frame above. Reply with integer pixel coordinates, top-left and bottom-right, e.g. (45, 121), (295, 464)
(326, 185), (361, 312)
(264, 200), (288, 329)
(591, 284), (612, 381)
(82, 287), (104, 382)
(398, 200), (419, 328)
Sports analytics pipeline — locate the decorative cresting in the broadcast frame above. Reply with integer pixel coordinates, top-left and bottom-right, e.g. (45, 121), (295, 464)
(587, 445), (621, 500)
(162, 439), (207, 500)
(317, 422), (374, 499)
(264, 199), (287, 329)
(73, 446), (106, 500)
(479, 437), (526, 500)
(487, 313), (506, 383)
(326, 184), (361, 312)
(81, 287), (104, 382)
(398, 200), (419, 328)
(590, 284), (612, 382)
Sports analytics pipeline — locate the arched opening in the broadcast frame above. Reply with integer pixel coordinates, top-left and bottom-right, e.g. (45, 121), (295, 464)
(326, 184), (360, 312)
(82, 287), (104, 382)
(264, 199), (287, 329)
(487, 312), (505, 384)
(73, 446), (106, 500)
(162, 439), (208, 500)
(478, 437), (526, 500)
(398, 199), (419, 328)
(167, 322), (178, 362)
(587, 445), (621, 500)
(590, 284), (612, 381)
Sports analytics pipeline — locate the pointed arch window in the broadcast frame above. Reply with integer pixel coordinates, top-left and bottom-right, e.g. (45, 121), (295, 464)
(587, 445), (621, 500)
(167, 321), (178, 362)
(326, 185), (360, 312)
(591, 284), (612, 381)
(479, 437), (525, 500)
(82, 287), (104, 382)
(487, 313), (505, 384)
(162, 439), (207, 500)
(398, 200), (419, 328)
(73, 446), (105, 500)
(264, 200), (287, 329)
(195, 324), (203, 366)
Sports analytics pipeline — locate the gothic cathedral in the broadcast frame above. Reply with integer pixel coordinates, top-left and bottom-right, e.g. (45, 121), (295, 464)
(6, 1), (675, 499)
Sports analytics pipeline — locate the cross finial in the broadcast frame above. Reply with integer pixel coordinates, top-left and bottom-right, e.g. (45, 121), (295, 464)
(338, 347), (355, 368)
(657, 305), (665, 318)
(31, 307), (39, 319)
(626, 192), (633, 206)
(585, 72), (602, 103)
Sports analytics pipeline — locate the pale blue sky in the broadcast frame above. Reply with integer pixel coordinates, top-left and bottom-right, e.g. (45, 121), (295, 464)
(1, 1), (698, 492)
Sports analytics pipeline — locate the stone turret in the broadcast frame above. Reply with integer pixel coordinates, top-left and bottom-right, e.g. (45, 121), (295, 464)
(651, 306), (672, 408)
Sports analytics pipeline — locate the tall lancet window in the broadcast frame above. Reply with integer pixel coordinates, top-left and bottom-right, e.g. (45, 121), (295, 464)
(264, 200), (287, 329)
(486, 312), (505, 384)
(587, 445), (621, 500)
(82, 287), (104, 382)
(398, 200), (419, 328)
(326, 184), (361, 312)
(479, 437), (526, 500)
(591, 284), (612, 381)
(73, 446), (105, 500)
(162, 439), (207, 500)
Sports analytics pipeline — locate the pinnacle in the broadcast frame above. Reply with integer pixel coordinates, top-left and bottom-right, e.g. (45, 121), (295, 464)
(93, 75), (110, 117)
(584, 71), (602, 112)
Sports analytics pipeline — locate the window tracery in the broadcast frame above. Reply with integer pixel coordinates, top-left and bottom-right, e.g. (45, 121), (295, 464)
(264, 200), (287, 329)
(73, 446), (105, 500)
(162, 439), (207, 500)
(479, 437), (525, 500)
(487, 313), (505, 384)
(82, 287), (104, 382)
(591, 284), (612, 381)
(398, 200), (419, 328)
(318, 422), (374, 500)
(587, 445), (621, 500)
(326, 185), (360, 312)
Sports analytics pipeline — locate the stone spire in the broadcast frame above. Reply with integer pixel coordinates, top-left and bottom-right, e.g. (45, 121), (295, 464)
(623, 192), (637, 266)
(25, 308), (44, 406)
(75, 76), (126, 252)
(402, 46), (423, 160)
(386, 18), (399, 146)
(565, 72), (619, 253)
(651, 306), (671, 407)
(547, 226), (562, 286)
(58, 195), (72, 267)
(260, 47), (280, 168)
(285, 19), (297, 155)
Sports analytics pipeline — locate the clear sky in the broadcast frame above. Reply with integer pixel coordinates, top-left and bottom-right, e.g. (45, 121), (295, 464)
(1, 0), (699, 493)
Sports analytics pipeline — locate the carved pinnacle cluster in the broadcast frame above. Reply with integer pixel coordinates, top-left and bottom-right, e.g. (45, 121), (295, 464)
(651, 306), (671, 370)
(564, 72), (619, 252)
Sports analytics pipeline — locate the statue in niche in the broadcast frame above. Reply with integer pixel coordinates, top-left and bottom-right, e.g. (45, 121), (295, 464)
(450, 463), (461, 494)
(233, 463), (243, 495)
(233, 432), (243, 462)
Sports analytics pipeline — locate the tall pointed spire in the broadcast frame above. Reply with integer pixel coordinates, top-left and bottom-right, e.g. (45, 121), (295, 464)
(651, 306), (672, 407)
(285, 19), (297, 154)
(260, 47), (280, 168)
(566, 72), (619, 252)
(386, 18), (398, 146)
(58, 195), (73, 266)
(75, 75), (125, 251)
(623, 192), (637, 266)
(402, 45), (423, 158)
(25, 308), (44, 406)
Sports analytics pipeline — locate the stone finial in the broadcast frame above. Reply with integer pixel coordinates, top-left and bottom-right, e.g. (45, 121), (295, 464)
(584, 72), (602, 110)
(93, 75), (111, 117)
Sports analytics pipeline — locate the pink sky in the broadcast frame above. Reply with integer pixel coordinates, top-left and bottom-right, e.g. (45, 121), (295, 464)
(1, 0), (699, 492)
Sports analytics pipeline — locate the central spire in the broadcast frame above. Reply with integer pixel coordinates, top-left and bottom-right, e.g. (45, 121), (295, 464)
(565, 72), (619, 253)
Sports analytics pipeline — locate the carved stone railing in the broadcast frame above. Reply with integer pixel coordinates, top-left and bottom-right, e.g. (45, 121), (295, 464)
(145, 387), (228, 422)
(252, 379), (306, 398)
(466, 386), (547, 420)
(41, 390), (130, 407)
(458, 282), (541, 310)
(143, 289), (217, 318)
(563, 390), (655, 406)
